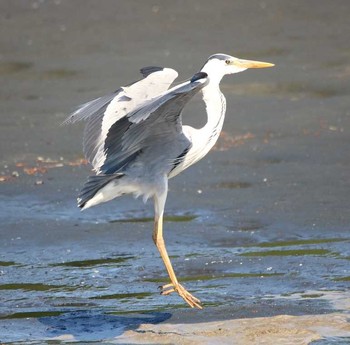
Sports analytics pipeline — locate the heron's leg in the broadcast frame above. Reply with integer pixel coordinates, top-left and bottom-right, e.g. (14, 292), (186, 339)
(152, 188), (202, 309)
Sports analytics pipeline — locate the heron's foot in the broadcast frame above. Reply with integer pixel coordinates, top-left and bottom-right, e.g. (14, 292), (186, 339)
(160, 283), (202, 309)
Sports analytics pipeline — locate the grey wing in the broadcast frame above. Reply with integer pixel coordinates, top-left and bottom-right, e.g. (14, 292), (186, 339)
(64, 67), (179, 172)
(63, 92), (120, 124)
(99, 72), (209, 175)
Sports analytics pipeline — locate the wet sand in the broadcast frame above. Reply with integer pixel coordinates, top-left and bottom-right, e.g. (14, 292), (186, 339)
(116, 313), (350, 345)
(1, 0), (350, 344)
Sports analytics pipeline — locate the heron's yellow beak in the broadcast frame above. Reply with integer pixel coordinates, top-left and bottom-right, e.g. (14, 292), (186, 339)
(232, 59), (275, 69)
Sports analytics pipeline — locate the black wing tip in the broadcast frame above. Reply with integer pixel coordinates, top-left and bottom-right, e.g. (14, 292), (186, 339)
(77, 174), (117, 209)
(77, 173), (124, 208)
(190, 72), (208, 83)
(140, 66), (164, 78)
(77, 199), (86, 209)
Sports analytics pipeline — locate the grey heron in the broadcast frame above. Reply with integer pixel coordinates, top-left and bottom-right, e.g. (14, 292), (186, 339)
(65, 54), (274, 309)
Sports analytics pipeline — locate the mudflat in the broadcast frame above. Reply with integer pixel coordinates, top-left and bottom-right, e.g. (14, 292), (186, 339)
(1, 1), (349, 343)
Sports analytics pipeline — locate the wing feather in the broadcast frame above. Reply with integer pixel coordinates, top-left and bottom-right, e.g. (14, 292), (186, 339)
(100, 73), (209, 175)
(65, 67), (179, 172)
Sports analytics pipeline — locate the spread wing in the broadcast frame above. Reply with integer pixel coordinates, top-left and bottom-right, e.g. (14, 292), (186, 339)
(64, 67), (179, 172)
(100, 72), (209, 175)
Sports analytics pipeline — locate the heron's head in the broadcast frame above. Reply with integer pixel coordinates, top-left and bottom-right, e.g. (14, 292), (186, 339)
(201, 53), (274, 82)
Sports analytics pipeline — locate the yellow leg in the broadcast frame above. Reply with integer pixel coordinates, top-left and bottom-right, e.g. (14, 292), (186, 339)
(152, 214), (202, 309)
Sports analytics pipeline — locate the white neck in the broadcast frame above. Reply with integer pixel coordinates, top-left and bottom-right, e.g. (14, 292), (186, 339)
(199, 65), (227, 138)
(178, 80), (226, 173)
(201, 81), (226, 137)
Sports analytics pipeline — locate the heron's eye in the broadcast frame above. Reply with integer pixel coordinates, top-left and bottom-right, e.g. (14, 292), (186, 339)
(225, 59), (231, 65)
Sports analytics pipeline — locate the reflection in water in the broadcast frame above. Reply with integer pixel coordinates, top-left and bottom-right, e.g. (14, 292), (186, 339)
(0, 310), (172, 342)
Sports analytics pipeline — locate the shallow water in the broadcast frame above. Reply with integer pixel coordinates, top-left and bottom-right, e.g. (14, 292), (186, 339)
(1, 0), (350, 343)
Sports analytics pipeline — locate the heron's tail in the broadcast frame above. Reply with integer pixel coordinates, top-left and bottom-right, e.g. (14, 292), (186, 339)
(78, 174), (123, 210)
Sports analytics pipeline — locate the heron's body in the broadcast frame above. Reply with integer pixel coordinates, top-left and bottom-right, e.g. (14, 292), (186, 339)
(66, 54), (273, 308)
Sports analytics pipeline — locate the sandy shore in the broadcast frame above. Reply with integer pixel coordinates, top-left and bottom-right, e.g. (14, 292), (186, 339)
(114, 313), (350, 345)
